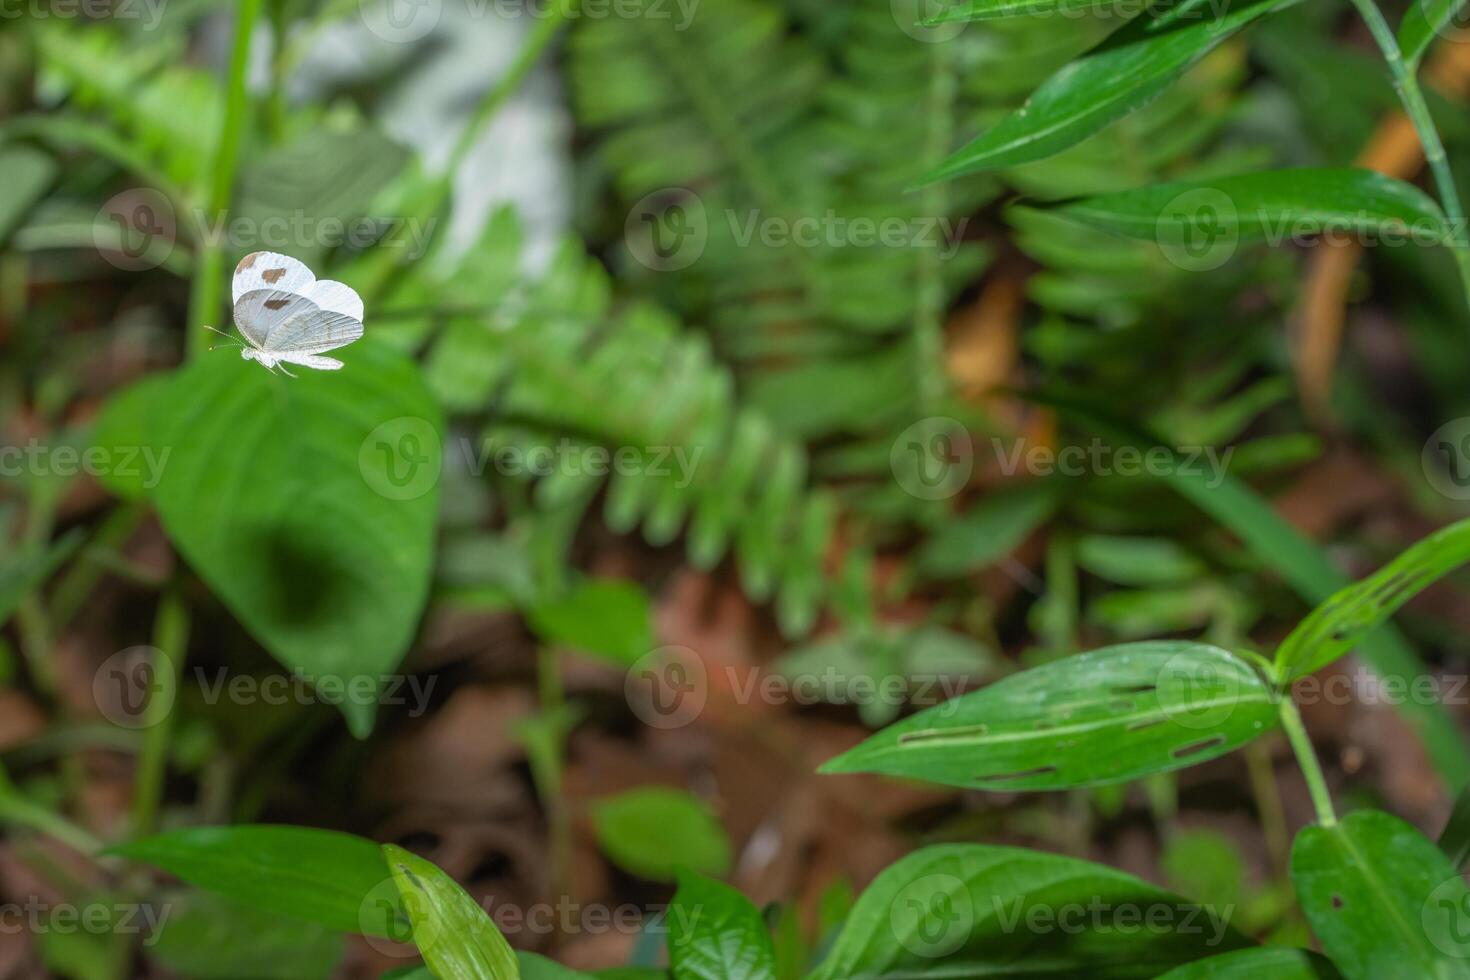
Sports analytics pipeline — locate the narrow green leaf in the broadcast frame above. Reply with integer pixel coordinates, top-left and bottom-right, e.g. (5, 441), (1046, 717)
(1438, 783), (1470, 870)
(917, 482), (1061, 577)
(149, 340), (442, 736)
(925, 0), (1287, 180)
(591, 787), (732, 882)
(1291, 809), (1470, 979)
(1275, 517), (1470, 680)
(108, 826), (394, 936)
(923, 0), (1138, 23)
(384, 844), (520, 980)
(820, 641), (1277, 791)
(810, 843), (1247, 979)
(0, 144), (56, 242)
(0, 529), (83, 631)
(668, 872), (776, 980)
(1152, 947), (1342, 979)
(1053, 169), (1450, 249)
(526, 578), (653, 666)
(1399, 0), (1468, 68)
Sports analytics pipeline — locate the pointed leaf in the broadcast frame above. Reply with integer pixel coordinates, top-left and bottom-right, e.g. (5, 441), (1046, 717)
(149, 340), (442, 736)
(108, 826), (394, 936)
(1399, 0), (1469, 67)
(1052, 169), (1450, 253)
(591, 788), (732, 882)
(384, 844), (519, 980)
(810, 844), (1247, 979)
(668, 873), (776, 980)
(926, 0), (1289, 179)
(1291, 809), (1470, 979)
(1152, 947), (1342, 978)
(820, 641), (1277, 790)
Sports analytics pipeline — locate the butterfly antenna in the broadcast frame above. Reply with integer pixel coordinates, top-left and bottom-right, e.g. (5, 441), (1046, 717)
(203, 324), (244, 350)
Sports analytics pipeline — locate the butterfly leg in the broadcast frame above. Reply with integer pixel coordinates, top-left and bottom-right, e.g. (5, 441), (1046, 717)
(278, 363), (299, 379)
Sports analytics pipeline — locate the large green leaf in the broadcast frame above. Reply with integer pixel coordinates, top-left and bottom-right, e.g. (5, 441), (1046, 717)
(668, 873), (776, 980)
(1399, 0), (1468, 67)
(1152, 947), (1342, 979)
(1053, 169), (1450, 246)
(149, 339), (442, 735)
(1291, 809), (1470, 979)
(109, 826), (395, 936)
(384, 844), (520, 980)
(90, 374), (175, 502)
(1275, 518), (1470, 680)
(820, 641), (1277, 790)
(925, 0), (1288, 180)
(809, 844), (1248, 979)
(591, 788), (732, 882)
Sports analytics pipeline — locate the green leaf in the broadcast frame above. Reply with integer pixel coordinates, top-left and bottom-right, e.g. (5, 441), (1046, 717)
(108, 826), (395, 936)
(820, 641), (1277, 790)
(668, 872), (776, 980)
(1291, 809), (1470, 979)
(1052, 169), (1450, 248)
(1036, 391), (1470, 787)
(1152, 947), (1343, 979)
(526, 577), (653, 666)
(591, 788), (732, 882)
(90, 373), (174, 501)
(809, 843), (1248, 979)
(917, 482), (1062, 577)
(1076, 535), (1206, 586)
(922, 0), (1134, 22)
(1399, 0), (1468, 67)
(925, 0), (1288, 180)
(147, 892), (344, 980)
(384, 844), (520, 980)
(0, 144), (56, 242)
(1275, 517), (1470, 681)
(0, 529), (83, 631)
(149, 340), (442, 736)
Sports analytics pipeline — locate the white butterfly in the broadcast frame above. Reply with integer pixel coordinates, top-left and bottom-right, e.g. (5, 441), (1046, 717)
(208, 251), (365, 377)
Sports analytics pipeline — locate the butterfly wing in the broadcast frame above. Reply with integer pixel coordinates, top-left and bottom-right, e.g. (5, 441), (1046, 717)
(233, 289), (315, 349)
(250, 293), (363, 355)
(276, 353), (346, 371)
(304, 280), (363, 323)
(232, 252), (314, 305)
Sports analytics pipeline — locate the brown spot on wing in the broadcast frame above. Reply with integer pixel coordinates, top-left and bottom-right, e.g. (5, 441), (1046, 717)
(264, 299), (290, 310)
(239, 252), (260, 269)
(262, 268), (288, 284)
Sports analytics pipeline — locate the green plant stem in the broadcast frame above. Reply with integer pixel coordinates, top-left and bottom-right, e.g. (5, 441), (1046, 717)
(129, 587), (190, 837)
(184, 0), (265, 359)
(1278, 695), (1337, 827)
(1350, 0), (1470, 307)
(359, 0), (577, 301)
(914, 40), (956, 412)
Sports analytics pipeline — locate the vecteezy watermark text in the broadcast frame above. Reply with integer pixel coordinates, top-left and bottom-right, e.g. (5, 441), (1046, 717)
(0, 899), (170, 945)
(0, 440), (170, 489)
(991, 437), (1235, 488)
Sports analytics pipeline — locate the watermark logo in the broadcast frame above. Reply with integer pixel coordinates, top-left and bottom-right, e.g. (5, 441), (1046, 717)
(1423, 418), (1470, 500)
(360, 0), (440, 42)
(890, 0), (966, 42)
(891, 874), (973, 958)
(891, 417), (974, 500)
(94, 646), (175, 729)
(1157, 188), (1239, 272)
(625, 189), (708, 271)
(1423, 876), (1470, 957)
(96, 188), (177, 272)
(360, 417), (442, 501)
(625, 645), (708, 730)
(1156, 652), (1241, 731)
